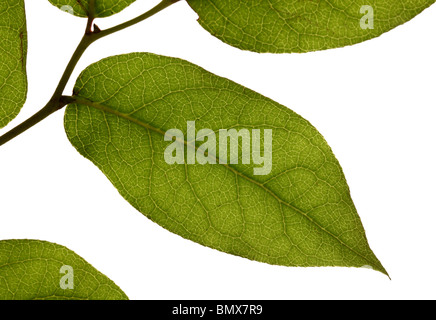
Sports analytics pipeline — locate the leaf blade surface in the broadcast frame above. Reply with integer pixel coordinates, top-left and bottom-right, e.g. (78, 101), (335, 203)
(187, 0), (436, 53)
(48, 0), (136, 17)
(0, 0), (27, 128)
(0, 239), (128, 300)
(65, 52), (387, 275)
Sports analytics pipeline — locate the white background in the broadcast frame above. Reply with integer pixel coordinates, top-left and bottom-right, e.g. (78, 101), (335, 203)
(1, 0), (435, 300)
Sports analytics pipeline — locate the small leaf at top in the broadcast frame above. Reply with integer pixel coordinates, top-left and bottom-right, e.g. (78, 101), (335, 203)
(64, 52), (388, 276)
(186, 0), (436, 53)
(48, 0), (137, 18)
(0, 239), (128, 300)
(0, 0), (27, 129)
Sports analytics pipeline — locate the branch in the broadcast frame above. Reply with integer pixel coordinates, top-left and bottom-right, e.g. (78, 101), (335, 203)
(0, 0), (180, 147)
(93, 0), (180, 40)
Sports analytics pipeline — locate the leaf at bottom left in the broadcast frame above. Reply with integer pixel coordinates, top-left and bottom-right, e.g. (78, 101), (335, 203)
(0, 239), (128, 300)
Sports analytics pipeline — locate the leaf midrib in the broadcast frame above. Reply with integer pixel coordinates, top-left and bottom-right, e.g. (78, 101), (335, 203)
(69, 96), (386, 274)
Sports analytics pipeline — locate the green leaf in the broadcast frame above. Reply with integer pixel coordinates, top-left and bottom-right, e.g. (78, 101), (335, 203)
(186, 0), (436, 53)
(64, 52), (387, 276)
(0, 239), (128, 300)
(48, 0), (136, 18)
(0, 0), (27, 129)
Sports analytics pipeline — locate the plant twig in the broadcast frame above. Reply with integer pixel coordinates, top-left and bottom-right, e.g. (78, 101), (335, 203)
(85, 0), (96, 34)
(93, 0), (180, 40)
(0, 0), (180, 147)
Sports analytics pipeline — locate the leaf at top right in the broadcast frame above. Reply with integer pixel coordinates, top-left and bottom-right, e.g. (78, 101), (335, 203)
(186, 0), (436, 53)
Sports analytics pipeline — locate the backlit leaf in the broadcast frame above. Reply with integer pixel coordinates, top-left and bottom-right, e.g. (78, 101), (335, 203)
(64, 53), (387, 276)
(0, 239), (128, 300)
(186, 0), (436, 53)
(48, 0), (136, 18)
(0, 0), (27, 128)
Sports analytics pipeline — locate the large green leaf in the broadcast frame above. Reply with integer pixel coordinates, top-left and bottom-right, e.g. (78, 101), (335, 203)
(0, 0), (27, 129)
(0, 239), (128, 300)
(187, 0), (436, 53)
(64, 52), (387, 276)
(48, 0), (137, 18)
